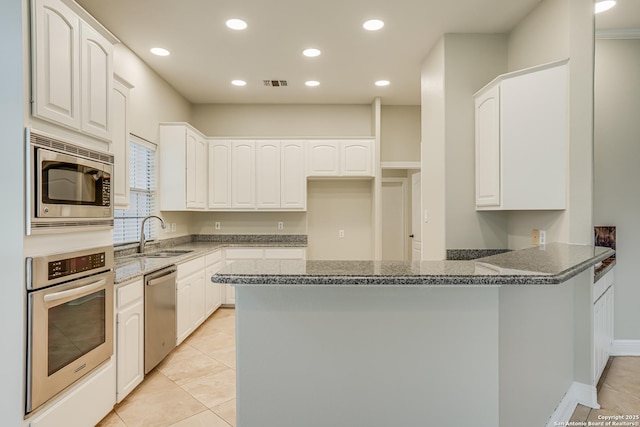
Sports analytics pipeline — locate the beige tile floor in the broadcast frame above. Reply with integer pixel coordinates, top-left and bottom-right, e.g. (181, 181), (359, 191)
(97, 308), (237, 427)
(570, 356), (640, 423)
(98, 306), (639, 427)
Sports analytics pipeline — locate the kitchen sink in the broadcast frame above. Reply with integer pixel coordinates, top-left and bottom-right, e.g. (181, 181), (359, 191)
(119, 249), (194, 260)
(144, 249), (194, 258)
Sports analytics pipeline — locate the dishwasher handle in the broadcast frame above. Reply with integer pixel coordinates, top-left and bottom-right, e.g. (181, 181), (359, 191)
(146, 267), (177, 287)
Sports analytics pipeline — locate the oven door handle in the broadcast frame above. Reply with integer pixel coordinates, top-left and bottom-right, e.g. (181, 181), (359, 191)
(43, 278), (107, 303)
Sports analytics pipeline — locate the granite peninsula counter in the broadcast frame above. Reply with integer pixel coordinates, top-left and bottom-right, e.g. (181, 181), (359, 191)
(213, 243), (613, 286)
(214, 243), (613, 427)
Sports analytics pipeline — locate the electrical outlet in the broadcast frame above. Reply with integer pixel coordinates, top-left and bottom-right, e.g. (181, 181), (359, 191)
(539, 230), (547, 245)
(215, 222), (221, 230)
(171, 223), (176, 232)
(277, 221), (284, 230)
(532, 229), (539, 245)
(339, 229), (345, 238)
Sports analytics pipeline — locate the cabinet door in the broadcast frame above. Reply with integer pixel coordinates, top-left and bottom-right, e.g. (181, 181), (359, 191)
(307, 141), (339, 176)
(176, 278), (193, 345)
(205, 260), (223, 317)
(281, 141), (306, 209)
(32, 0), (81, 130)
(190, 273), (206, 329)
(112, 77), (131, 209)
(256, 141), (281, 208)
(80, 21), (113, 141)
(232, 141), (255, 208)
(341, 140), (373, 176)
(475, 84), (501, 207)
(116, 299), (143, 403)
(208, 140), (232, 209)
(186, 129), (206, 209)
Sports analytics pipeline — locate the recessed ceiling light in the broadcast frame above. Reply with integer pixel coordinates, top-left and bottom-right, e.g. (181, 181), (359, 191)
(150, 47), (170, 56)
(226, 18), (247, 30)
(595, 0), (616, 13)
(303, 48), (321, 58)
(363, 19), (384, 31)
(231, 80), (247, 86)
(375, 80), (390, 87)
(305, 81), (320, 87)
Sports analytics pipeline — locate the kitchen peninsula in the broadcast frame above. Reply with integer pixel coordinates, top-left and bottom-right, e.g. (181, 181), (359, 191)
(213, 243), (613, 427)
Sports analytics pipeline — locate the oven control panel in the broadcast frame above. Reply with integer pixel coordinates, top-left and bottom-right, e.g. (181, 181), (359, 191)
(27, 245), (114, 290)
(48, 252), (106, 280)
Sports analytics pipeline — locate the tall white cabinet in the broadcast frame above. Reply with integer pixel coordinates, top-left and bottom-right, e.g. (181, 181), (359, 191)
(474, 59), (568, 211)
(31, 0), (114, 141)
(159, 123), (207, 210)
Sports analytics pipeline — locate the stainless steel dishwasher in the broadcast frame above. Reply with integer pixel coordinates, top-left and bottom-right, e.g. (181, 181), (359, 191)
(144, 265), (177, 374)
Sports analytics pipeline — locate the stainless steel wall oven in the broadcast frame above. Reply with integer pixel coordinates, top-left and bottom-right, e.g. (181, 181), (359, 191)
(27, 129), (114, 234)
(26, 246), (114, 414)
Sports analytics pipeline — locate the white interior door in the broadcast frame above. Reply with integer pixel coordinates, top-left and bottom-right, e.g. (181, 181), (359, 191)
(411, 172), (422, 262)
(382, 179), (408, 261)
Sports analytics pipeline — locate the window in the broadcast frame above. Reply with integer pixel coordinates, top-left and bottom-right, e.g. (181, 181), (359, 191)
(113, 138), (158, 244)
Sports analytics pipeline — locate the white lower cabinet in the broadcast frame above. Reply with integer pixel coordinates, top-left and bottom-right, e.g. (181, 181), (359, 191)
(593, 267), (615, 385)
(115, 278), (144, 403)
(176, 251), (223, 344)
(176, 256), (205, 345)
(205, 250), (223, 317)
(223, 247), (306, 305)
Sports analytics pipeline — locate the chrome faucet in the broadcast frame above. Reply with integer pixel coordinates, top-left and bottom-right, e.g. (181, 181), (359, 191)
(139, 215), (166, 253)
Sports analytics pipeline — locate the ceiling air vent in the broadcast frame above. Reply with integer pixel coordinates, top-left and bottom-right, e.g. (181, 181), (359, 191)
(263, 80), (288, 87)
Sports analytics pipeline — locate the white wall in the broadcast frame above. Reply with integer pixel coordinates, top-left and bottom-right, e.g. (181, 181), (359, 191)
(191, 104), (374, 137)
(189, 211), (307, 235)
(505, 0), (594, 249)
(1, 0), (26, 423)
(594, 39), (640, 341)
(380, 106), (420, 162)
(421, 39), (447, 260)
(443, 34), (510, 251)
(306, 180), (373, 260)
(113, 44), (192, 144)
(420, 35), (510, 259)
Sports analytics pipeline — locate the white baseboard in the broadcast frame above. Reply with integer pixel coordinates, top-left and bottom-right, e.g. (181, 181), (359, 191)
(545, 382), (599, 427)
(611, 340), (640, 356)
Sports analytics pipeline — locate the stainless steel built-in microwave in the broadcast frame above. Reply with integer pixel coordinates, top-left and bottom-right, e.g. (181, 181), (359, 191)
(27, 129), (114, 234)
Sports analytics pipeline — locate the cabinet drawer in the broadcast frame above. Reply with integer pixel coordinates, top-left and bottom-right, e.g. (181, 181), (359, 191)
(225, 248), (264, 259)
(205, 250), (222, 265)
(264, 248), (305, 260)
(593, 267), (615, 303)
(116, 279), (143, 309)
(178, 256), (205, 279)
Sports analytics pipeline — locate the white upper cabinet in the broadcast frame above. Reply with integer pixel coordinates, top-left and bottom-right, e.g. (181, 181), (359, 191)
(307, 141), (339, 176)
(231, 141), (256, 209)
(159, 123), (207, 210)
(209, 139), (306, 211)
(256, 141), (281, 208)
(307, 139), (374, 177)
(32, 0), (113, 141)
(280, 141), (306, 209)
(342, 140), (374, 176)
(111, 76), (132, 209)
(32, 0), (80, 130)
(186, 129), (207, 209)
(474, 59), (568, 211)
(208, 140), (232, 209)
(79, 21), (113, 140)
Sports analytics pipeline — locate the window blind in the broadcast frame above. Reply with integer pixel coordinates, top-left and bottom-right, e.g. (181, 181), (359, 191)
(113, 139), (158, 244)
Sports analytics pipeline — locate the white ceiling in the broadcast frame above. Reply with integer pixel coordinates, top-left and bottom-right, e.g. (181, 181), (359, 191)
(75, 0), (640, 106)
